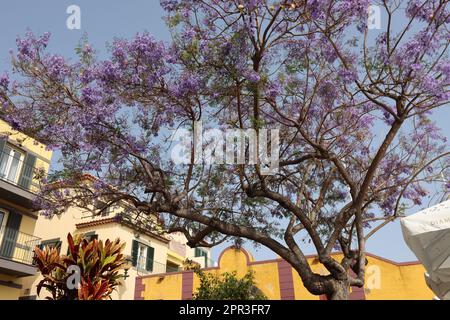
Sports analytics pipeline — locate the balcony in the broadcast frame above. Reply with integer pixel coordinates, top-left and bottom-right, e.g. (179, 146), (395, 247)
(0, 225), (41, 276)
(0, 148), (41, 209)
(135, 255), (182, 275)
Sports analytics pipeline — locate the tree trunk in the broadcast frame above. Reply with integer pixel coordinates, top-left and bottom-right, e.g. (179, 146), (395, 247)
(327, 280), (350, 300)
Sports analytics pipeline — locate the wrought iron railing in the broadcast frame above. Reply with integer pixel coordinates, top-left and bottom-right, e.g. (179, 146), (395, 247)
(135, 255), (183, 275)
(0, 149), (41, 192)
(133, 255), (217, 276)
(0, 225), (41, 265)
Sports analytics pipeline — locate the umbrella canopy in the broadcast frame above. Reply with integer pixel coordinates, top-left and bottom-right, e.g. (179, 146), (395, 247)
(401, 200), (450, 300)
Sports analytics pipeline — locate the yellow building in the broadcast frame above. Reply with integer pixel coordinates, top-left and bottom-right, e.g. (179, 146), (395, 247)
(0, 119), (52, 300)
(136, 246), (434, 300)
(22, 186), (213, 300)
(1, 118), (212, 300)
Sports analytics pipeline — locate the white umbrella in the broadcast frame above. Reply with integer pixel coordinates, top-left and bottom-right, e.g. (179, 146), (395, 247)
(400, 200), (450, 300)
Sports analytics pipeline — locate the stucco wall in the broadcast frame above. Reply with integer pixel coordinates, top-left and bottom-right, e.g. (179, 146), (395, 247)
(0, 285), (20, 300)
(0, 119), (52, 193)
(0, 274), (22, 300)
(23, 204), (210, 300)
(137, 247), (434, 300)
(0, 119), (52, 161)
(25, 209), (173, 300)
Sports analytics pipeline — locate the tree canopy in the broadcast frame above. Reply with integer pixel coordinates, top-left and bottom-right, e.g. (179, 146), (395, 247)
(0, 0), (449, 299)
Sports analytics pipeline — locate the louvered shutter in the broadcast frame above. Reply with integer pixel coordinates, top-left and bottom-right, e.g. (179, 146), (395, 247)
(18, 153), (36, 190)
(146, 245), (154, 272)
(0, 211), (22, 258)
(131, 240), (139, 267)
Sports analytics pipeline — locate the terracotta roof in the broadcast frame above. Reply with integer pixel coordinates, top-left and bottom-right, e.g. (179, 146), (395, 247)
(75, 216), (170, 244)
(75, 217), (117, 228)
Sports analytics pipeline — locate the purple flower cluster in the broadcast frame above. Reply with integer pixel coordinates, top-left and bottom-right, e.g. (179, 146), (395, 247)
(0, 72), (9, 89)
(0, 0), (448, 232)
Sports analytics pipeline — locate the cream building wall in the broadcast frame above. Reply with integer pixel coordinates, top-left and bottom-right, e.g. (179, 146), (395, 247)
(1, 119), (52, 300)
(0, 119), (52, 193)
(24, 204), (211, 300)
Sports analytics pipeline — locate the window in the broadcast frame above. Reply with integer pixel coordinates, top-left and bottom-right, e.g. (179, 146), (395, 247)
(0, 209), (9, 245)
(195, 248), (209, 267)
(0, 145), (25, 184)
(137, 243), (147, 270)
(38, 238), (62, 252)
(0, 140), (36, 190)
(33, 238), (61, 266)
(0, 210), (22, 259)
(0, 209), (8, 229)
(94, 200), (112, 217)
(34, 238), (61, 264)
(166, 261), (180, 273)
(83, 232), (98, 242)
(131, 240), (154, 272)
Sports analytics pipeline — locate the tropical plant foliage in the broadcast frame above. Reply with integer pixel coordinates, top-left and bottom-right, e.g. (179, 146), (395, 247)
(193, 270), (267, 300)
(34, 233), (128, 300)
(182, 258), (202, 271)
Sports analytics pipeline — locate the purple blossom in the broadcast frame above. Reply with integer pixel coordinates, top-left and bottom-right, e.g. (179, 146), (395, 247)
(42, 55), (70, 80)
(438, 62), (450, 80)
(15, 31), (51, 61)
(337, 69), (357, 84)
(0, 72), (9, 89)
(0, 0), (448, 278)
(160, 0), (178, 12)
(171, 72), (201, 98)
(244, 70), (260, 83)
(81, 86), (102, 106)
(265, 82), (281, 99)
(245, 0), (264, 11)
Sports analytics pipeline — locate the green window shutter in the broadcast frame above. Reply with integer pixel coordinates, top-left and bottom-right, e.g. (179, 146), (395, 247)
(195, 248), (208, 266)
(55, 240), (62, 253)
(0, 138), (5, 171)
(131, 240), (139, 267)
(0, 137), (5, 155)
(18, 153), (36, 190)
(5, 211), (22, 229)
(83, 232), (98, 242)
(203, 252), (208, 266)
(146, 246), (154, 272)
(0, 211), (22, 259)
(40, 238), (62, 252)
(34, 239), (61, 265)
(195, 248), (207, 258)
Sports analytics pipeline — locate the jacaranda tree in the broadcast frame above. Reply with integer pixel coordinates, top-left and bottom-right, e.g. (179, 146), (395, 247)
(0, 0), (449, 299)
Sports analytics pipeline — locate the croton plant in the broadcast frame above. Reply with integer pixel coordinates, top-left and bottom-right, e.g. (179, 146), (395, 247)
(34, 233), (129, 300)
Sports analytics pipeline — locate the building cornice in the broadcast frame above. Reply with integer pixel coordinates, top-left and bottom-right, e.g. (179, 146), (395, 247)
(75, 216), (170, 244)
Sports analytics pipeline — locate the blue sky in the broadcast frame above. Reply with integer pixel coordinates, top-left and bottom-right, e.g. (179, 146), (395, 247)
(0, 1), (448, 263)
